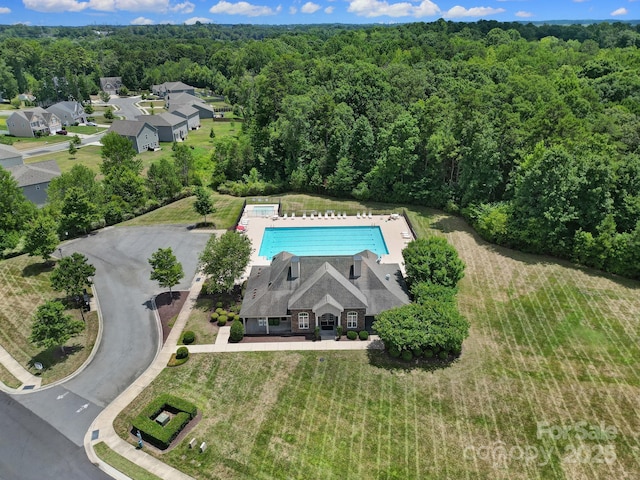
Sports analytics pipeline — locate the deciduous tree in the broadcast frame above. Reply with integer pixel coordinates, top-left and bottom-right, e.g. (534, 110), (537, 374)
(50, 252), (96, 304)
(29, 300), (84, 354)
(403, 237), (465, 288)
(24, 213), (59, 264)
(148, 247), (184, 301)
(193, 187), (215, 225)
(199, 231), (251, 294)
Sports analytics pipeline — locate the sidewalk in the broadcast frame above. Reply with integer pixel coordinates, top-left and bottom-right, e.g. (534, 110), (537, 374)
(85, 277), (383, 480)
(0, 344), (41, 392)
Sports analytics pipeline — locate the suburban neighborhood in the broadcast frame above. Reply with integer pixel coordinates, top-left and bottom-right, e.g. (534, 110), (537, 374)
(1, 19), (640, 480)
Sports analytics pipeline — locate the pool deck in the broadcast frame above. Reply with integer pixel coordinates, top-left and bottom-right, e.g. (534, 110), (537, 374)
(240, 206), (413, 279)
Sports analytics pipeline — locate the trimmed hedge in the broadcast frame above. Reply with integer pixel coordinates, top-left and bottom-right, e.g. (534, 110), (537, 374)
(132, 394), (197, 450)
(176, 346), (189, 359)
(230, 319), (244, 342)
(182, 331), (195, 345)
(358, 330), (369, 340)
(346, 330), (358, 340)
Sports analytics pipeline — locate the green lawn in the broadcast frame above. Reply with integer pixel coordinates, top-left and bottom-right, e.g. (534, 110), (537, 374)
(0, 255), (100, 385)
(120, 193), (244, 228)
(113, 206), (640, 479)
(0, 362), (22, 389)
(93, 442), (163, 480)
(10, 135), (70, 150)
(181, 297), (218, 344)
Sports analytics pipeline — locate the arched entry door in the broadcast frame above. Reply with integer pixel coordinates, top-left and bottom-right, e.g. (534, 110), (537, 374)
(319, 313), (336, 330)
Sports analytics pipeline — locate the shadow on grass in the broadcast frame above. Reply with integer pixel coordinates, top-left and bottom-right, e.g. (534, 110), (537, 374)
(28, 344), (83, 372)
(366, 346), (461, 373)
(22, 261), (55, 277)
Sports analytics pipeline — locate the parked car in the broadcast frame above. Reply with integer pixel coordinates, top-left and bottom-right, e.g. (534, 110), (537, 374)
(86, 121), (97, 126)
(56, 130), (68, 135)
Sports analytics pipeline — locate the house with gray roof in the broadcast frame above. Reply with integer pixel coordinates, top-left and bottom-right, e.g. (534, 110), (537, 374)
(137, 112), (188, 142)
(6, 108), (62, 137)
(152, 81), (195, 98)
(46, 101), (87, 126)
(239, 250), (410, 335)
(99, 76), (123, 95)
(0, 144), (23, 169)
(6, 160), (60, 206)
(166, 92), (216, 119)
(107, 120), (159, 153)
(169, 105), (201, 130)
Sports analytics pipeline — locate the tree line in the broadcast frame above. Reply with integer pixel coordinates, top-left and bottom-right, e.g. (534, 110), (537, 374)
(1, 21), (639, 278)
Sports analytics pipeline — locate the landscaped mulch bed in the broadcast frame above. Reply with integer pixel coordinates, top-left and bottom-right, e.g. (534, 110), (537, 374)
(155, 291), (189, 344)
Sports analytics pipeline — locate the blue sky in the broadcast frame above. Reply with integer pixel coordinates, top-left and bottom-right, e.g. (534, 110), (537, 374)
(0, 0), (636, 26)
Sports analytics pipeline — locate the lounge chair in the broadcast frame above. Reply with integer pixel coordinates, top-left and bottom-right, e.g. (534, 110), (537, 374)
(368, 212), (373, 219)
(343, 212), (347, 219)
(325, 213), (329, 219)
(283, 213), (288, 219)
(302, 213), (306, 220)
(310, 213), (315, 220)
(357, 212), (361, 219)
(291, 212), (295, 219)
(331, 212), (335, 219)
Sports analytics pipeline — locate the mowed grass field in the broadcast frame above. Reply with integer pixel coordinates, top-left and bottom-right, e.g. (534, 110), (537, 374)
(0, 255), (100, 385)
(114, 206), (640, 479)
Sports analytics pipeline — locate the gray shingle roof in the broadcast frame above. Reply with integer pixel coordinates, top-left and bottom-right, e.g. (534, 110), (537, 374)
(108, 119), (156, 136)
(240, 250), (410, 318)
(137, 113), (186, 128)
(7, 160), (60, 187)
(169, 105), (199, 117)
(0, 143), (23, 161)
(167, 92), (204, 105)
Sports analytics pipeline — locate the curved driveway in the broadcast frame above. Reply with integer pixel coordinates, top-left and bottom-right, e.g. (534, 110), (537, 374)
(108, 95), (145, 120)
(13, 226), (210, 447)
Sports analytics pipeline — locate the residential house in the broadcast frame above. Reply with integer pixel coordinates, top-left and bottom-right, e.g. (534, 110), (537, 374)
(107, 120), (159, 153)
(46, 101), (87, 126)
(151, 81), (195, 98)
(169, 105), (200, 130)
(137, 113), (188, 143)
(18, 93), (36, 103)
(0, 144), (24, 169)
(7, 108), (62, 137)
(99, 77), (123, 95)
(6, 160), (60, 206)
(166, 92), (216, 119)
(239, 250), (410, 335)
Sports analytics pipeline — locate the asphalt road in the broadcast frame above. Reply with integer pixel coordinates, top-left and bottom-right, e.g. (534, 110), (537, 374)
(0, 391), (111, 480)
(8, 226), (210, 453)
(108, 95), (144, 120)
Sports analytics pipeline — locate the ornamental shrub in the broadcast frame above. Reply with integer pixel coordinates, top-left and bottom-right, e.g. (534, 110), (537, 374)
(210, 312), (219, 322)
(131, 394), (197, 450)
(358, 330), (369, 340)
(401, 350), (414, 362)
(412, 348), (423, 358)
(176, 346), (189, 359)
(218, 314), (228, 324)
(215, 307), (224, 315)
(229, 319), (244, 342)
(182, 331), (195, 345)
(336, 325), (343, 337)
(347, 330), (358, 340)
(423, 349), (434, 358)
(438, 350), (449, 360)
(216, 301), (223, 308)
(218, 318), (227, 326)
(389, 345), (401, 358)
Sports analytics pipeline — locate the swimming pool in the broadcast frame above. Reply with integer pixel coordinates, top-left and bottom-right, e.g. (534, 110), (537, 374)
(258, 226), (389, 260)
(249, 205), (277, 217)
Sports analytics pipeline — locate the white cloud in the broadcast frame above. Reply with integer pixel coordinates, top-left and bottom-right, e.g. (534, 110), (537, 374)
(209, 0), (280, 16)
(131, 16), (154, 24)
(184, 16), (212, 23)
(170, 1), (195, 13)
(515, 10), (533, 17)
(289, 6), (297, 13)
(301, 1), (320, 13)
(347, 0), (439, 18)
(0, 6), (10, 14)
(324, 5), (334, 13)
(611, 7), (628, 15)
(23, 0), (89, 13)
(444, 6), (505, 18)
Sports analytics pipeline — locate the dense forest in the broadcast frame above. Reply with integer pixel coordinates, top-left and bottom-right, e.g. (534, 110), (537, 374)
(1, 20), (640, 278)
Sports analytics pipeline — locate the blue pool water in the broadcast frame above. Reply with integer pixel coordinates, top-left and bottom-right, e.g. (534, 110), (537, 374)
(259, 226), (389, 260)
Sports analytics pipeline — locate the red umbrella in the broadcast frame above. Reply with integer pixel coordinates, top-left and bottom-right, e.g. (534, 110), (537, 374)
(236, 225), (246, 231)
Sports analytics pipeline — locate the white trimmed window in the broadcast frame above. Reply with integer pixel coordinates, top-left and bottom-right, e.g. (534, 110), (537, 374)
(298, 312), (309, 329)
(258, 317), (267, 327)
(347, 311), (358, 329)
